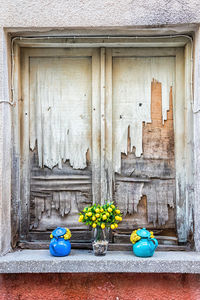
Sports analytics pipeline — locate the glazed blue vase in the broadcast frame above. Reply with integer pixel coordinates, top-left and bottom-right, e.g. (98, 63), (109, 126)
(49, 227), (71, 257)
(133, 228), (158, 257)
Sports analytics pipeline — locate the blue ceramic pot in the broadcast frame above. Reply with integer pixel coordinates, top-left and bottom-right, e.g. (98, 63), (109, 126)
(133, 228), (158, 257)
(49, 227), (71, 257)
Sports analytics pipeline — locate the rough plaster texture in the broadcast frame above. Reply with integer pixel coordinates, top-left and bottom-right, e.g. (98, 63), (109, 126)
(0, 250), (200, 274)
(0, 0), (200, 256)
(194, 28), (200, 251)
(1, 0), (200, 28)
(0, 28), (11, 256)
(1, 273), (200, 300)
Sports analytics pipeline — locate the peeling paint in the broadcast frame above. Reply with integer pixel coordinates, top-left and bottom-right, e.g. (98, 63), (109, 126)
(144, 181), (175, 226)
(29, 53), (176, 230)
(115, 182), (144, 215)
(113, 57), (175, 173)
(53, 192), (71, 217)
(33, 191), (72, 228)
(115, 180), (175, 226)
(29, 57), (92, 170)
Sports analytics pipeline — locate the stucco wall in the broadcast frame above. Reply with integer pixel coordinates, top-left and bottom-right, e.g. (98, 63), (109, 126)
(0, 3), (200, 300)
(0, 0), (200, 256)
(0, 273), (200, 300)
(1, 0), (200, 27)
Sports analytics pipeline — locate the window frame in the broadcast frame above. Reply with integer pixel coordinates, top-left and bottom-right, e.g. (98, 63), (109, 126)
(11, 36), (194, 249)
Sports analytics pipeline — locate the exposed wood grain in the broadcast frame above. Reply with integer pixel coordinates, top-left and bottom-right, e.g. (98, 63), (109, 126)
(112, 48), (177, 57)
(105, 48), (113, 201)
(112, 52), (175, 173)
(22, 48), (103, 236)
(115, 181), (144, 215)
(20, 49), (31, 239)
(114, 77), (175, 229)
(15, 37), (189, 49)
(121, 158), (175, 179)
(175, 48), (187, 242)
(194, 29), (200, 251)
(184, 42), (194, 241)
(28, 230), (93, 242)
(11, 43), (21, 247)
(91, 49), (101, 204)
(16, 45), (193, 250)
(29, 54), (92, 169)
(100, 48), (107, 203)
(113, 233), (178, 245)
(18, 241), (188, 252)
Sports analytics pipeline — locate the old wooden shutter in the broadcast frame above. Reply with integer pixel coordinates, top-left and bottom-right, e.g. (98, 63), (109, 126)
(18, 47), (186, 249)
(20, 48), (101, 245)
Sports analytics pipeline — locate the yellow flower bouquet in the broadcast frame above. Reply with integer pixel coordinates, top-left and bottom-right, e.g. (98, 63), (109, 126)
(79, 202), (123, 256)
(78, 202), (123, 230)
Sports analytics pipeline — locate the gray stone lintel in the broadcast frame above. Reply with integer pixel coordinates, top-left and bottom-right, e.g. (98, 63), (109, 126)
(0, 250), (200, 273)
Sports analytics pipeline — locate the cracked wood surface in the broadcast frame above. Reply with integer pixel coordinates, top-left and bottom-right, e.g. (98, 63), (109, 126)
(16, 46), (192, 246)
(114, 80), (175, 229)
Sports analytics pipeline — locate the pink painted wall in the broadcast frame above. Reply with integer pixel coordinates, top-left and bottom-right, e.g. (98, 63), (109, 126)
(0, 273), (200, 300)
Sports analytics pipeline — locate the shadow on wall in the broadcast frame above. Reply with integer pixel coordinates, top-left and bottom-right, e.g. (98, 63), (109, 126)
(0, 273), (200, 300)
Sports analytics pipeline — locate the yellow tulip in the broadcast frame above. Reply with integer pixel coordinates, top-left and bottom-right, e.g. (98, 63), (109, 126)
(102, 214), (107, 220)
(106, 212), (110, 217)
(114, 223), (118, 228)
(116, 209), (121, 214)
(118, 217), (122, 222)
(50, 234), (53, 239)
(88, 212), (92, 217)
(111, 224), (115, 230)
(95, 208), (100, 213)
(115, 216), (119, 220)
(111, 205), (115, 209)
(108, 207), (112, 213)
(92, 216), (96, 221)
(96, 213), (100, 218)
(92, 223), (97, 228)
(100, 208), (104, 212)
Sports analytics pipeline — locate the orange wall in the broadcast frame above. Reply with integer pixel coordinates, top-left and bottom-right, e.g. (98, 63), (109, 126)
(0, 273), (200, 300)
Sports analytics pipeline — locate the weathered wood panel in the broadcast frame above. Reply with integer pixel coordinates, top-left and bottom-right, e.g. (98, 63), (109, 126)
(18, 241), (188, 252)
(184, 42), (194, 245)
(112, 54), (176, 230)
(112, 55), (175, 173)
(11, 43), (21, 247)
(17, 46), (192, 248)
(91, 49), (101, 204)
(29, 56), (92, 170)
(29, 150), (93, 231)
(20, 49), (31, 239)
(194, 29), (200, 251)
(20, 48), (100, 237)
(174, 48), (187, 242)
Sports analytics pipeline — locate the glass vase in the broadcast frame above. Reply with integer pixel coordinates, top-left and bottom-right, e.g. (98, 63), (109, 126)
(92, 226), (109, 256)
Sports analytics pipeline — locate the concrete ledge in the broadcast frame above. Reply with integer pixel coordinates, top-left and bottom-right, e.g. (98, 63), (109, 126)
(1, 250), (200, 273)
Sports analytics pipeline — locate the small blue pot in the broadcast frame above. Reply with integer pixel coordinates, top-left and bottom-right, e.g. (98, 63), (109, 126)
(133, 228), (158, 258)
(49, 227), (71, 257)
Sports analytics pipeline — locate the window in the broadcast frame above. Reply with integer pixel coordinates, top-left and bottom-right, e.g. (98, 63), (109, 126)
(11, 37), (193, 250)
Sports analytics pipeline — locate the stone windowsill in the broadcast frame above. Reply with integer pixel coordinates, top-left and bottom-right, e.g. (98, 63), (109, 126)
(0, 250), (200, 273)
